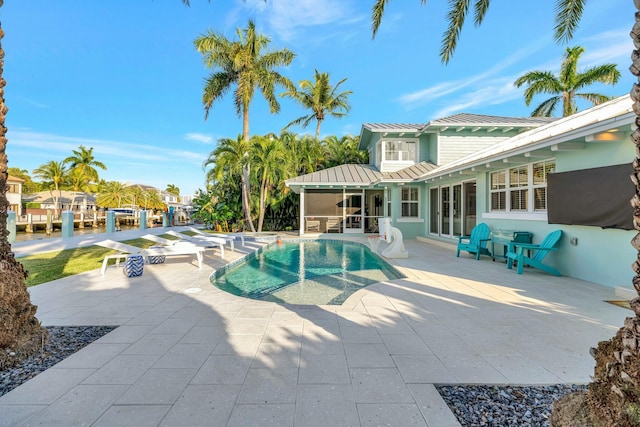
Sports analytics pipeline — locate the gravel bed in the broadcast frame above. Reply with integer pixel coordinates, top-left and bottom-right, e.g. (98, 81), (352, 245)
(437, 384), (588, 426)
(0, 326), (117, 397)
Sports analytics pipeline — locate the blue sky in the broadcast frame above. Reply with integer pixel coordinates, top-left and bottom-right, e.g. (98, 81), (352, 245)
(4, 0), (633, 196)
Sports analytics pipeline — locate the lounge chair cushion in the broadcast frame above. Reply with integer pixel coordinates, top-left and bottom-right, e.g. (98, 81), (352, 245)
(123, 255), (144, 277)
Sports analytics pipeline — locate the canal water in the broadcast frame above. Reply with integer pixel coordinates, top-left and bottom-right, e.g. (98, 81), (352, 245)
(12, 224), (160, 243)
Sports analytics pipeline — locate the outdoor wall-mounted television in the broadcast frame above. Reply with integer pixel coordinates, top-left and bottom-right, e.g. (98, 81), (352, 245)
(547, 163), (634, 230)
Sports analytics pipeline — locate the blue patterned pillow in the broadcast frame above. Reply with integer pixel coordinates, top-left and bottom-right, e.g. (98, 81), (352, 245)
(124, 255), (144, 277)
(148, 255), (166, 264)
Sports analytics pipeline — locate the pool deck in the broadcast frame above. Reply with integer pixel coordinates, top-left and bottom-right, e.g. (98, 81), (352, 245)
(1, 229), (630, 426)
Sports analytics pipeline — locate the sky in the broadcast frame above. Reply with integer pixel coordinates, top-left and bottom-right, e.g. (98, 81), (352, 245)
(3, 0), (634, 196)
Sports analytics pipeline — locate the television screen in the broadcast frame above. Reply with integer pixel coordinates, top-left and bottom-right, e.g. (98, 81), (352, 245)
(547, 163), (634, 230)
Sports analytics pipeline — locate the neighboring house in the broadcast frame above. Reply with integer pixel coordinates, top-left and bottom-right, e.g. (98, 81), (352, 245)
(285, 95), (635, 291)
(7, 175), (24, 216)
(23, 191), (98, 213)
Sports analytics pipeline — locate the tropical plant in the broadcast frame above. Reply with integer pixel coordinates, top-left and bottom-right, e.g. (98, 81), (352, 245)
(165, 184), (180, 196)
(281, 69), (352, 140)
(252, 134), (288, 232)
(96, 180), (129, 208)
(322, 135), (368, 169)
(515, 46), (621, 117)
(32, 161), (68, 218)
(370, 0), (640, 424)
(194, 19), (295, 232)
(7, 167), (39, 193)
(63, 145), (107, 211)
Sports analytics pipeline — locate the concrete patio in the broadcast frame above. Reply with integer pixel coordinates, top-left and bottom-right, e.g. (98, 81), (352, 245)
(0, 233), (630, 426)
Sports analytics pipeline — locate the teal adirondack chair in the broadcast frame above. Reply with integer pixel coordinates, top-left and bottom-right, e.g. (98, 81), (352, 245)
(456, 223), (492, 260)
(506, 230), (563, 275)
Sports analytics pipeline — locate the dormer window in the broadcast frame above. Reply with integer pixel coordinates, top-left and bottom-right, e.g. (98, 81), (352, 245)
(384, 140), (416, 161)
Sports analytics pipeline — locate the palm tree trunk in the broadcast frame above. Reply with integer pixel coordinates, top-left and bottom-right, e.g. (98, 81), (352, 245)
(0, 5), (48, 369)
(242, 106), (256, 232)
(584, 4), (640, 424)
(257, 177), (267, 232)
(314, 119), (322, 141)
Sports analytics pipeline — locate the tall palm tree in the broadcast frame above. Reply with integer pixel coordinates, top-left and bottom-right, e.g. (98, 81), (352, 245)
(63, 145), (107, 212)
(515, 46), (621, 117)
(371, 0), (640, 424)
(252, 134), (287, 232)
(281, 69), (352, 140)
(32, 161), (68, 218)
(194, 19), (295, 232)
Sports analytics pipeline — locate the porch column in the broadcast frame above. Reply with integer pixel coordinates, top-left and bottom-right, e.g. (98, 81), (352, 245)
(299, 189), (305, 236)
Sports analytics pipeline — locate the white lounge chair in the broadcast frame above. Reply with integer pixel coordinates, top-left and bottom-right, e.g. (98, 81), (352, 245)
(141, 233), (224, 259)
(188, 226), (244, 247)
(166, 229), (235, 252)
(96, 239), (204, 276)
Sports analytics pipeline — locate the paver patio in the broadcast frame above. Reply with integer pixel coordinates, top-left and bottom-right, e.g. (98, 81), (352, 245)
(1, 232), (630, 426)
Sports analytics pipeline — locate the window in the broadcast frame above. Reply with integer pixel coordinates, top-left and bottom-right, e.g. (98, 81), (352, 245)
(6, 184), (19, 193)
(490, 170), (506, 211)
(490, 160), (555, 212)
(383, 140), (416, 162)
(401, 187), (419, 217)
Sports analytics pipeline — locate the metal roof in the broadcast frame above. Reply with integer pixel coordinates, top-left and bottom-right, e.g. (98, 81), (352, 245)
(427, 113), (557, 127)
(285, 164), (382, 187)
(380, 162), (438, 182)
(361, 123), (424, 133)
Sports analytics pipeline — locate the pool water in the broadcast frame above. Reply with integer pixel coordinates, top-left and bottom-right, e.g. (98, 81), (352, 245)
(211, 240), (404, 305)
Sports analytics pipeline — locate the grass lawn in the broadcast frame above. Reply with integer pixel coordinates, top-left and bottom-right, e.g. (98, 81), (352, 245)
(19, 238), (157, 287)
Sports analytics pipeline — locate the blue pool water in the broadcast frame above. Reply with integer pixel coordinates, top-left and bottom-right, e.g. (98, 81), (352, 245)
(211, 240), (404, 305)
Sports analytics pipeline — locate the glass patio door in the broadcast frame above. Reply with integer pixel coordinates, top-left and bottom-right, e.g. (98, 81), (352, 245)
(429, 188), (439, 234)
(440, 186), (451, 236)
(344, 193), (363, 233)
(453, 184), (462, 237)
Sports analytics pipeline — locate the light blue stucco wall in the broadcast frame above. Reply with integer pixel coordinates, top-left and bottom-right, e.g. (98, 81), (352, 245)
(481, 134), (636, 289)
(386, 185), (426, 239)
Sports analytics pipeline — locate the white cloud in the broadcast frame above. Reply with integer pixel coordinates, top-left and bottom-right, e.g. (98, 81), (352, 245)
(9, 131), (207, 166)
(396, 37), (549, 111)
(185, 132), (214, 144)
(242, 0), (363, 42)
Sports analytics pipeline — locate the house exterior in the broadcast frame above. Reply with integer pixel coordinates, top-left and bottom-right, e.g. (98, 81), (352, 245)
(285, 95), (636, 291)
(7, 175), (24, 216)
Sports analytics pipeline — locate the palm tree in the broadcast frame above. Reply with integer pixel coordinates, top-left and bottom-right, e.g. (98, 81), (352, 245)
(96, 181), (129, 208)
(165, 184), (180, 196)
(370, 0), (640, 424)
(281, 69), (352, 140)
(63, 145), (107, 212)
(322, 135), (368, 168)
(204, 135), (249, 225)
(194, 19), (295, 232)
(515, 46), (621, 117)
(32, 161), (68, 218)
(252, 134), (287, 232)
(371, 0), (584, 64)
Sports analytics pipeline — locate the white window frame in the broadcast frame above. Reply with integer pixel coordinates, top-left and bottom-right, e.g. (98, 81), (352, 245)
(487, 159), (555, 217)
(400, 186), (420, 218)
(379, 139), (418, 162)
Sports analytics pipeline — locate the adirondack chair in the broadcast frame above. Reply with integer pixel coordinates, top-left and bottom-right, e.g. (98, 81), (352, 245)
(456, 223), (492, 260)
(506, 230), (563, 275)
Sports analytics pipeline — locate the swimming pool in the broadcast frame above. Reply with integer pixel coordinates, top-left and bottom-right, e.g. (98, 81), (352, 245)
(211, 240), (404, 305)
